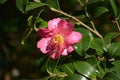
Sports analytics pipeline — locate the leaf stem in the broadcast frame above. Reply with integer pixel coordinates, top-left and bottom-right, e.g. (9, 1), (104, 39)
(115, 18), (120, 31)
(50, 8), (103, 38)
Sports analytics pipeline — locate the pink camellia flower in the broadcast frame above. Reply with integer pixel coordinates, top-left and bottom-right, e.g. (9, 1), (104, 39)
(37, 18), (82, 59)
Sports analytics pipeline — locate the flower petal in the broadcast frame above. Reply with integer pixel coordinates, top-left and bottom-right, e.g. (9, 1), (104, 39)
(57, 20), (74, 36)
(37, 37), (51, 53)
(67, 46), (74, 53)
(66, 31), (82, 44)
(62, 46), (74, 56)
(50, 43), (66, 59)
(61, 49), (68, 56)
(37, 28), (54, 38)
(48, 18), (61, 30)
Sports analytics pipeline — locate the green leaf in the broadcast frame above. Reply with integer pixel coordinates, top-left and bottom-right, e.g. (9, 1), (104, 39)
(110, 0), (118, 16)
(47, 59), (59, 73)
(73, 61), (96, 79)
(102, 72), (120, 80)
(74, 28), (93, 56)
(64, 74), (88, 80)
(94, 7), (109, 18)
(0, 0), (7, 4)
(59, 63), (75, 75)
(46, 0), (60, 9)
(27, 16), (47, 28)
(90, 38), (105, 55)
(104, 32), (120, 49)
(16, 0), (27, 13)
(26, 2), (47, 11)
(108, 43), (120, 58)
(111, 60), (120, 75)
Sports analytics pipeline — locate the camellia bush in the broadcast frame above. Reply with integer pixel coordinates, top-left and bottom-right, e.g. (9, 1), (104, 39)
(4, 0), (120, 80)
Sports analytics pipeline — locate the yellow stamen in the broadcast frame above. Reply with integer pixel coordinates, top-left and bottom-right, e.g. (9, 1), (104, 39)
(53, 34), (64, 45)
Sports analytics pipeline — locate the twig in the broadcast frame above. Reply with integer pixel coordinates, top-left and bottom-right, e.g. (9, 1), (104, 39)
(115, 18), (120, 31)
(50, 8), (103, 38)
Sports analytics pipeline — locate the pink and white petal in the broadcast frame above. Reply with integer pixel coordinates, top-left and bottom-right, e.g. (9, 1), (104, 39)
(37, 38), (51, 54)
(61, 49), (68, 56)
(67, 46), (74, 53)
(48, 18), (61, 30)
(57, 20), (74, 36)
(66, 31), (82, 45)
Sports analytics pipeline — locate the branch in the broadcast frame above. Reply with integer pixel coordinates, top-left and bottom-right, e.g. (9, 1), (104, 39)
(50, 8), (103, 38)
(115, 18), (120, 31)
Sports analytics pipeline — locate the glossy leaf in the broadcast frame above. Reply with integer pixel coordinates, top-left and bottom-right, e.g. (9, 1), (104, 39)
(73, 61), (96, 79)
(110, 0), (117, 16)
(104, 32), (120, 49)
(74, 28), (93, 56)
(46, 0), (60, 9)
(59, 63), (75, 75)
(26, 2), (47, 11)
(94, 7), (109, 18)
(64, 74), (88, 80)
(16, 0), (27, 13)
(108, 43), (120, 58)
(90, 38), (105, 55)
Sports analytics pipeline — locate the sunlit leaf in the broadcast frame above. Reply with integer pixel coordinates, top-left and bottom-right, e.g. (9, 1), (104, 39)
(16, 0), (27, 13)
(64, 74), (88, 80)
(93, 7), (109, 19)
(73, 61), (96, 79)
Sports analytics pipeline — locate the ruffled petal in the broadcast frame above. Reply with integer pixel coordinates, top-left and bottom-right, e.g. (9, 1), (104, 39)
(37, 37), (51, 53)
(48, 18), (61, 30)
(66, 31), (82, 45)
(37, 28), (54, 38)
(56, 20), (74, 36)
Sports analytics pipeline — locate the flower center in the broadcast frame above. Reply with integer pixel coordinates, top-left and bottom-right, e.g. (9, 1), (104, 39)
(46, 34), (64, 54)
(52, 34), (64, 45)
